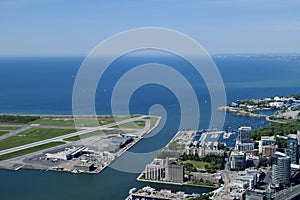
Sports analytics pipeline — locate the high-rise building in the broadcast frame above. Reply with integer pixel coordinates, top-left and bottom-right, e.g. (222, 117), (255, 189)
(165, 163), (184, 183)
(297, 130), (300, 164)
(236, 143), (254, 152)
(230, 151), (246, 170)
(272, 152), (291, 188)
(238, 127), (252, 144)
(145, 159), (165, 180)
(287, 134), (298, 164)
(144, 158), (184, 182)
(297, 130), (300, 144)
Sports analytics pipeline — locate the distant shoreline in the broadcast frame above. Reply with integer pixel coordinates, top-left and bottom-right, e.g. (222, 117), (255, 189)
(217, 106), (268, 118)
(0, 113), (142, 117)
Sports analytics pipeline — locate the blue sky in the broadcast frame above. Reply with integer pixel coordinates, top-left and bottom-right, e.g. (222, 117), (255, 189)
(0, 0), (300, 55)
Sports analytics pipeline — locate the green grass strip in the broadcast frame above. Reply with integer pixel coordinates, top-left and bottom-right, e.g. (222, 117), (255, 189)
(149, 117), (159, 129)
(0, 142), (65, 161)
(0, 128), (76, 151)
(0, 131), (9, 137)
(0, 126), (20, 131)
(63, 130), (113, 141)
(112, 120), (145, 129)
(31, 116), (134, 127)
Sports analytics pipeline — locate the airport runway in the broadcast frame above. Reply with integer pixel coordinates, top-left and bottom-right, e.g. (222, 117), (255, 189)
(0, 115), (148, 156)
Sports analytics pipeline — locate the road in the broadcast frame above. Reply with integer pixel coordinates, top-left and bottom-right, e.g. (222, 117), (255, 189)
(213, 160), (232, 200)
(0, 115), (148, 156)
(273, 184), (300, 200)
(0, 126), (32, 141)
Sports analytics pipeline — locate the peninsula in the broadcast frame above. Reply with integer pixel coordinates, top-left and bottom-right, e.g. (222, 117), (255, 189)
(218, 94), (300, 122)
(0, 114), (160, 174)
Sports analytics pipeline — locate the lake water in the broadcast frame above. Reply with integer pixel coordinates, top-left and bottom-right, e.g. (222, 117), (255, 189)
(0, 54), (300, 200)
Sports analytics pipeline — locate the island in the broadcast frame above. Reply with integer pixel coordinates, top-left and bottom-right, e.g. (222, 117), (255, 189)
(0, 114), (160, 174)
(218, 94), (300, 122)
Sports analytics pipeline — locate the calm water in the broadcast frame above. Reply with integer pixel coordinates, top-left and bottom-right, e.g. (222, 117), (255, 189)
(0, 54), (300, 200)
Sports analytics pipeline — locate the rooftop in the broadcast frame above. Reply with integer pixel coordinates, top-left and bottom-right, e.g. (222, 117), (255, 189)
(288, 134), (297, 139)
(274, 151), (287, 157)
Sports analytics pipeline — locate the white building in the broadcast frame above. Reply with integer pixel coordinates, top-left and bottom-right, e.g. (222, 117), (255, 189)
(185, 147), (224, 157)
(145, 159), (166, 180)
(235, 174), (256, 189)
(45, 146), (86, 161)
(269, 102), (284, 108)
(231, 169), (261, 191)
(230, 151), (246, 170)
(259, 136), (276, 153)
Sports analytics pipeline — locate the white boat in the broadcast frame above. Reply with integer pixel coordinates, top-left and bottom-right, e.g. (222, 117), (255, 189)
(129, 187), (137, 194)
(70, 168), (81, 174)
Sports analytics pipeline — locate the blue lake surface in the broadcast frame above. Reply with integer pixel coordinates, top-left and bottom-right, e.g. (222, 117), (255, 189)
(0, 54), (300, 200)
(258, 109), (278, 116)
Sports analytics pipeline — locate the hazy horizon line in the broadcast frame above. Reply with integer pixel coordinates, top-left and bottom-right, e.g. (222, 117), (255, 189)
(1, 52), (300, 58)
